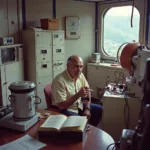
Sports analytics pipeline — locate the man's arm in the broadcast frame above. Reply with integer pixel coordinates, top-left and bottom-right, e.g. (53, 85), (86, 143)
(81, 73), (92, 110)
(57, 92), (79, 110)
(57, 87), (91, 110)
(81, 74), (92, 119)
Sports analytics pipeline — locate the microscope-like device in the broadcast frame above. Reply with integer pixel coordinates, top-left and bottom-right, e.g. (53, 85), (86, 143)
(117, 42), (150, 150)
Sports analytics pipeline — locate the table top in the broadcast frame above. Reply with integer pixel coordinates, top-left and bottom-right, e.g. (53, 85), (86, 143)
(0, 109), (114, 150)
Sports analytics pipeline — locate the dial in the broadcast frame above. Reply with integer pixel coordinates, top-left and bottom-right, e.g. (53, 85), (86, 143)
(65, 16), (80, 39)
(67, 19), (79, 30)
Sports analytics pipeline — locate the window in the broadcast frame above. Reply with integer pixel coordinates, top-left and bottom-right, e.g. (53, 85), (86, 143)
(103, 6), (140, 58)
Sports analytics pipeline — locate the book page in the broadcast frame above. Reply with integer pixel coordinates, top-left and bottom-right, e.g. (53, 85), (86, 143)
(40, 115), (67, 131)
(61, 116), (87, 128)
(0, 135), (46, 150)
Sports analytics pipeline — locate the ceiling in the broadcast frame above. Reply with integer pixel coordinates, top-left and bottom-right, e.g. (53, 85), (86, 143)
(75, 0), (107, 1)
(74, 0), (132, 2)
(82, 0), (106, 2)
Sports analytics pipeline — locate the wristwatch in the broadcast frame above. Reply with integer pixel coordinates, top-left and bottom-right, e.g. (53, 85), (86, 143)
(81, 97), (90, 101)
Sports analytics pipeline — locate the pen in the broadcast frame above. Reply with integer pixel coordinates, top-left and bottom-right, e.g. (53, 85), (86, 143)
(85, 87), (94, 92)
(90, 89), (94, 92)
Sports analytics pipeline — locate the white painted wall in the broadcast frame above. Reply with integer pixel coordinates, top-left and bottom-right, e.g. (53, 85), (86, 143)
(57, 0), (95, 73)
(25, 0), (95, 74)
(25, 0), (53, 27)
(0, 0), (19, 43)
(0, 0), (148, 74)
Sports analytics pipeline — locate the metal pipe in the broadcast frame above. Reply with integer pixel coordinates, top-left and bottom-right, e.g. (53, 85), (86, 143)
(95, 2), (99, 52)
(146, 0), (150, 46)
(53, 0), (56, 18)
(17, 0), (21, 43)
(22, 0), (26, 30)
(99, 0), (132, 4)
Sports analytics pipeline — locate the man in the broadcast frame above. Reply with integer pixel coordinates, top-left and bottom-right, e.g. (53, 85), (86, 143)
(51, 55), (102, 126)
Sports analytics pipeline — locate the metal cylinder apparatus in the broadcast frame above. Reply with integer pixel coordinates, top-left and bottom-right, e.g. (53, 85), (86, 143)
(8, 81), (40, 120)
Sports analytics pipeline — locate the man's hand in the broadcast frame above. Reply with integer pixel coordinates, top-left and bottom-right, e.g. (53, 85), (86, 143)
(83, 109), (91, 120)
(78, 87), (91, 98)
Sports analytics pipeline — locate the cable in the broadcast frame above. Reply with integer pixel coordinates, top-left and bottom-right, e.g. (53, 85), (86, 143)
(130, 0), (135, 28)
(106, 142), (120, 150)
(124, 93), (130, 129)
(114, 71), (125, 84)
(106, 143), (116, 150)
(127, 95), (142, 101)
(105, 70), (125, 87)
(112, 145), (116, 150)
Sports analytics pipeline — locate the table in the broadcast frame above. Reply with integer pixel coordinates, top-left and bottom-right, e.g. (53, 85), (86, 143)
(0, 109), (114, 150)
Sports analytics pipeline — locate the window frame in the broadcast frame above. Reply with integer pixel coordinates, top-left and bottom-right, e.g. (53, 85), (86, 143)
(98, 0), (146, 61)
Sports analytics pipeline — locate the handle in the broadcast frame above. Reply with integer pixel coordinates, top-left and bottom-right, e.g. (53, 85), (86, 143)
(3, 82), (8, 85)
(28, 96), (33, 111)
(33, 96), (41, 104)
(8, 95), (15, 108)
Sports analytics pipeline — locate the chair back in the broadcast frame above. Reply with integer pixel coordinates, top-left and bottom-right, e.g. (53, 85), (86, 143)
(44, 84), (52, 109)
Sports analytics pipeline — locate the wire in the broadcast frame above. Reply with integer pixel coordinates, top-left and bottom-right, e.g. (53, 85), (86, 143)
(130, 0), (135, 27)
(124, 93), (130, 129)
(106, 143), (116, 150)
(113, 71), (125, 85)
(127, 95), (142, 101)
(105, 70), (125, 87)
(112, 145), (116, 150)
(106, 142), (120, 150)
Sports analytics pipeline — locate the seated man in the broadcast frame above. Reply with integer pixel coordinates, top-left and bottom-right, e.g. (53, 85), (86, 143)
(51, 55), (102, 126)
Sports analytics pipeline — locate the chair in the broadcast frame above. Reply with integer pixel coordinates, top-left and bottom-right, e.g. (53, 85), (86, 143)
(44, 84), (59, 111)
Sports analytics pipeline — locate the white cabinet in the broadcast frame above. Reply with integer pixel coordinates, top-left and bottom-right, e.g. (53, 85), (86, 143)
(23, 29), (65, 109)
(102, 91), (141, 141)
(0, 61), (24, 106)
(87, 63), (129, 99)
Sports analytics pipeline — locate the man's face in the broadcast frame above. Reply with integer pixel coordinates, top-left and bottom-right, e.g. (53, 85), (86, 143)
(67, 60), (83, 79)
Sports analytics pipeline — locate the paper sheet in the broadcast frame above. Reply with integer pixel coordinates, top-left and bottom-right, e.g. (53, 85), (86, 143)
(0, 134), (46, 150)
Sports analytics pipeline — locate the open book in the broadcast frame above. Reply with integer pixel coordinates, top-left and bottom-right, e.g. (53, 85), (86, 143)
(39, 114), (88, 132)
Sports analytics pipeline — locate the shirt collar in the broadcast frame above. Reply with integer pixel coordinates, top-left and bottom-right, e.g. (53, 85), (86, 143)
(66, 70), (79, 82)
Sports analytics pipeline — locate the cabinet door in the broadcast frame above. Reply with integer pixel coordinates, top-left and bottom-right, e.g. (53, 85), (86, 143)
(35, 31), (52, 47)
(36, 46), (52, 63)
(52, 32), (64, 46)
(53, 45), (65, 61)
(53, 60), (65, 79)
(5, 61), (24, 104)
(0, 65), (7, 106)
(36, 75), (52, 93)
(53, 61), (65, 71)
(53, 69), (64, 79)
